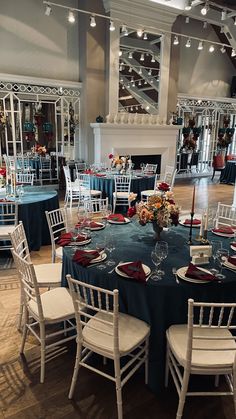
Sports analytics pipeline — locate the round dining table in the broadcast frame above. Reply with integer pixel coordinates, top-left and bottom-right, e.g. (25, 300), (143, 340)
(220, 160), (236, 184)
(90, 173), (155, 204)
(0, 187), (59, 251)
(61, 220), (236, 395)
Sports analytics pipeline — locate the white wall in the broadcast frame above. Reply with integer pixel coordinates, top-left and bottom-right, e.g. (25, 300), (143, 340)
(0, 0), (79, 81)
(177, 18), (235, 97)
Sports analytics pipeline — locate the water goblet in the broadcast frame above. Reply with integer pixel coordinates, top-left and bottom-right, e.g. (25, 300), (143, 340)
(105, 235), (116, 266)
(150, 250), (163, 281)
(95, 239), (107, 270)
(210, 240), (222, 274)
(70, 227), (79, 250)
(155, 241), (168, 276)
(215, 248), (229, 280)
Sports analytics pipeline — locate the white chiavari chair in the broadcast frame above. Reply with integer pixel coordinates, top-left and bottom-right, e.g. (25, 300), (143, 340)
(143, 163), (158, 174)
(67, 275), (150, 419)
(16, 172), (34, 185)
(0, 201), (18, 251)
(11, 250), (76, 383)
(113, 175), (132, 213)
(214, 203), (236, 229)
(39, 156), (52, 185)
(77, 173), (101, 204)
(45, 207), (68, 262)
(165, 299), (236, 419)
(63, 165), (80, 209)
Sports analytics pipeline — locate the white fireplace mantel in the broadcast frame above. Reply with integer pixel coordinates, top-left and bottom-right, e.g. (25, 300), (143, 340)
(90, 123), (181, 175)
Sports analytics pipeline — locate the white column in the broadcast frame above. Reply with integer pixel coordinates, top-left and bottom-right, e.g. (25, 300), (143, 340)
(233, 180), (236, 209)
(107, 24), (120, 116)
(159, 33), (171, 123)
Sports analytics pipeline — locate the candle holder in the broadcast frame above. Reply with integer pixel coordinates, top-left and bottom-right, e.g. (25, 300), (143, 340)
(187, 212), (194, 245)
(201, 229), (209, 244)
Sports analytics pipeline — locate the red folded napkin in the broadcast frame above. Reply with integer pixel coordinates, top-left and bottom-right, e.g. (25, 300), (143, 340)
(213, 227), (234, 234)
(89, 221), (103, 228)
(118, 261), (146, 283)
(95, 174), (106, 177)
(186, 263), (216, 281)
(73, 249), (100, 266)
(231, 242), (236, 248)
(108, 214), (125, 222)
(184, 218), (201, 225)
(57, 232), (87, 247)
(228, 256), (236, 266)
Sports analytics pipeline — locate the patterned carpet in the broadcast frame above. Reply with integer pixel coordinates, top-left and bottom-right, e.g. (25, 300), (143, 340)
(0, 269), (19, 291)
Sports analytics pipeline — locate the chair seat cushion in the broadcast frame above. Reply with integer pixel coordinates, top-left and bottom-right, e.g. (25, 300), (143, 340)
(28, 287), (75, 322)
(0, 225), (16, 238)
(83, 311), (150, 355)
(141, 190), (155, 197)
(113, 192), (130, 198)
(56, 247), (63, 259)
(167, 324), (236, 369)
(34, 263), (62, 287)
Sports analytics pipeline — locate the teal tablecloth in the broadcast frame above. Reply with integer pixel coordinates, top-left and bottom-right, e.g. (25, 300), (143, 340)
(61, 221), (236, 394)
(90, 175), (155, 204)
(0, 187), (59, 251)
(220, 161), (236, 184)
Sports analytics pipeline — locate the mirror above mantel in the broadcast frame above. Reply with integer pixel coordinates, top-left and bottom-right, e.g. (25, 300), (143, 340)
(119, 28), (162, 114)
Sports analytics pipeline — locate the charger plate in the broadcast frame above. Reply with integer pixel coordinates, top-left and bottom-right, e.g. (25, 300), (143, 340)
(108, 217), (131, 225)
(212, 230), (234, 238)
(115, 262), (151, 279)
(176, 266), (213, 284)
(67, 238), (91, 246)
(223, 259), (236, 270)
(89, 222), (106, 231)
(86, 251), (107, 264)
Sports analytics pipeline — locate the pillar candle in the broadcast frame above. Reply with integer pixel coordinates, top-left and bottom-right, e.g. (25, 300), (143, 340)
(191, 186), (195, 214)
(199, 213), (204, 237)
(204, 207), (209, 231)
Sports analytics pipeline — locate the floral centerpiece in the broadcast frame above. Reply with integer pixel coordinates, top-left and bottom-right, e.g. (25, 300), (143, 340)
(132, 184), (180, 239)
(0, 167), (6, 188)
(109, 153), (132, 173)
(34, 144), (47, 156)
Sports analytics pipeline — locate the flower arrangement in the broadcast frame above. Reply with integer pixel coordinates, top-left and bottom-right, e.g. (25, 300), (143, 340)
(35, 144), (47, 155)
(136, 191), (180, 228)
(0, 167), (6, 187)
(108, 153), (132, 172)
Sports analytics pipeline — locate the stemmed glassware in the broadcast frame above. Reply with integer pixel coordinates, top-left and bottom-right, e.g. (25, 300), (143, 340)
(210, 240), (222, 274)
(95, 239), (107, 270)
(105, 235), (116, 266)
(215, 248), (229, 280)
(155, 241), (168, 276)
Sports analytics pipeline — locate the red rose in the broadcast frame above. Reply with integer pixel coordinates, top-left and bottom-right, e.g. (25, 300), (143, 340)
(127, 206), (136, 218)
(0, 168), (6, 177)
(108, 153), (113, 159)
(158, 182), (170, 192)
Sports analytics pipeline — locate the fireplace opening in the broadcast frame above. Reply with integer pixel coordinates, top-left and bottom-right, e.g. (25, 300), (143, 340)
(131, 155), (161, 173)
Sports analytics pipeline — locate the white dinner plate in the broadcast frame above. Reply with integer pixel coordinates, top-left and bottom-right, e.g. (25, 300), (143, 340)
(67, 238), (91, 246)
(212, 230), (234, 238)
(115, 262), (151, 279)
(230, 243), (236, 251)
(176, 266), (214, 284)
(89, 222), (106, 231)
(107, 217), (131, 225)
(88, 251), (107, 264)
(178, 214), (202, 228)
(223, 259), (236, 270)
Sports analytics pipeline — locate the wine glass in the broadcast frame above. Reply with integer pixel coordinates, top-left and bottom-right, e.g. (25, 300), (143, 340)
(150, 250), (163, 281)
(105, 235), (116, 266)
(155, 241), (168, 276)
(210, 240), (222, 274)
(77, 206), (86, 229)
(215, 248), (229, 280)
(70, 227), (79, 250)
(95, 239), (107, 270)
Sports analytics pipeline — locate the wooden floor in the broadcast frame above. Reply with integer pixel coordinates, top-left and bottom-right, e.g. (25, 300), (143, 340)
(0, 176), (235, 419)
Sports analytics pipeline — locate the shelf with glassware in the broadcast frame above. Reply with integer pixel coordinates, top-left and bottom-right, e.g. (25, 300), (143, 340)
(177, 118), (201, 174)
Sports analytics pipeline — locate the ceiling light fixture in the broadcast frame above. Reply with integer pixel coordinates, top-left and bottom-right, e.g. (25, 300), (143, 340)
(221, 45), (226, 53)
(119, 50), (122, 57)
(138, 80), (142, 86)
(185, 38), (191, 48)
(203, 21), (208, 29)
(231, 49), (236, 57)
(143, 32), (148, 40)
(198, 41), (203, 50)
(128, 51), (133, 59)
(45, 3), (52, 16)
(185, 0), (192, 11)
(221, 9), (227, 21)
(201, 2), (209, 16)
(220, 26), (224, 33)
(140, 53), (144, 61)
(137, 29), (143, 38)
(138, 67), (143, 75)
(129, 67), (132, 73)
(209, 45), (215, 53)
(185, 17), (190, 24)
(173, 36), (179, 45)
(109, 20), (115, 31)
(151, 55), (155, 63)
(234, 18), (236, 26)
(90, 15), (96, 27)
(148, 69), (152, 76)
(68, 10), (75, 23)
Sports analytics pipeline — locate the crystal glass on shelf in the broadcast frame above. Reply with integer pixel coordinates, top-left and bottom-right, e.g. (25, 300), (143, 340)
(154, 241), (168, 276)
(210, 240), (222, 274)
(215, 248), (229, 280)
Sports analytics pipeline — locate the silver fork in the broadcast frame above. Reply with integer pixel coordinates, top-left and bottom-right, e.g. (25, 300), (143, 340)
(172, 267), (180, 284)
(108, 261), (123, 274)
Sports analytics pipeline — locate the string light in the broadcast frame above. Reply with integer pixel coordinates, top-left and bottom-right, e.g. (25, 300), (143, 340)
(43, 1), (235, 58)
(45, 3), (52, 15)
(173, 36), (179, 45)
(90, 15), (96, 27)
(185, 0), (192, 11)
(186, 38), (191, 48)
(198, 41), (203, 50)
(209, 45), (215, 53)
(221, 45), (226, 53)
(140, 53), (145, 61)
(185, 17), (190, 24)
(68, 10), (75, 23)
